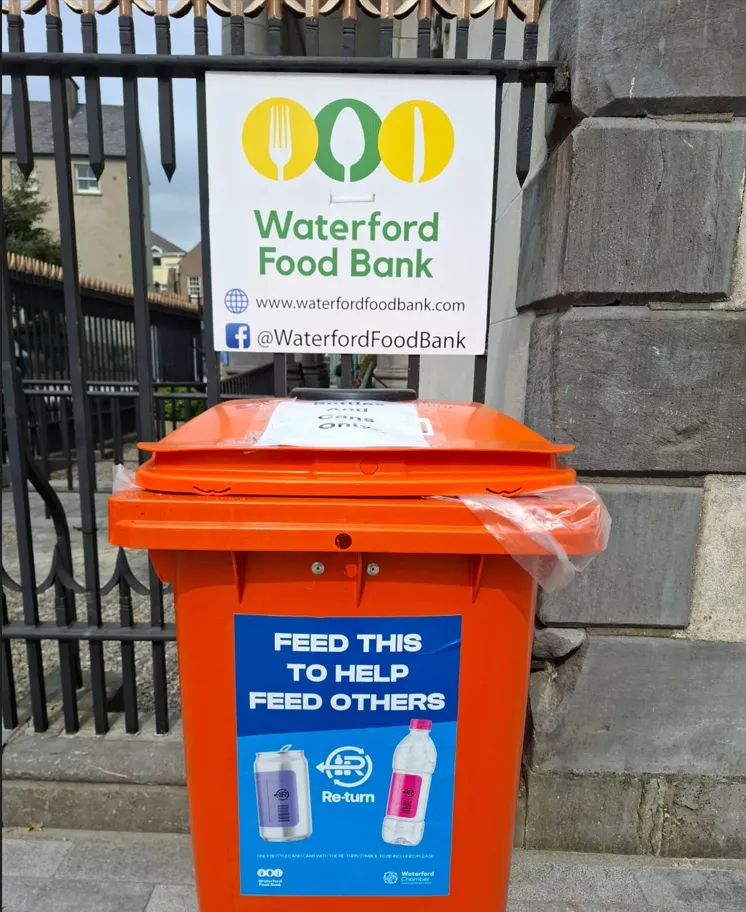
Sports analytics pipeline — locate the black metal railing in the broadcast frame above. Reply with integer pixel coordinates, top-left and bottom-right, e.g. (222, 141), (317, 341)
(2, 0), (559, 738)
(3, 253), (296, 475)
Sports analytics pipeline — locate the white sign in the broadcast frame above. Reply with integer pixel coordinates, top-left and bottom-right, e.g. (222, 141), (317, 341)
(205, 73), (497, 355)
(253, 400), (429, 448)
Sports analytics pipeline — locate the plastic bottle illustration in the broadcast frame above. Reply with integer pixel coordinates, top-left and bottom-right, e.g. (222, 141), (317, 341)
(254, 746), (312, 842)
(382, 719), (437, 846)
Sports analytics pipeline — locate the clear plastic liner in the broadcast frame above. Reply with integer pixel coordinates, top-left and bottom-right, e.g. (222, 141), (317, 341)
(112, 464), (141, 493)
(455, 485), (611, 592)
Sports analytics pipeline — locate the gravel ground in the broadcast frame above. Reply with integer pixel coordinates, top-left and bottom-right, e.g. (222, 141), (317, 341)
(3, 446), (182, 727)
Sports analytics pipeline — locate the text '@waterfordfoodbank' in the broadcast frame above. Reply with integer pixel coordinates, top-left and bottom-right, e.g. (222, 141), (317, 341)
(255, 329), (467, 351)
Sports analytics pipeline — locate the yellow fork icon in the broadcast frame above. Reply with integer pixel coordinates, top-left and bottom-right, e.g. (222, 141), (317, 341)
(268, 104), (292, 181)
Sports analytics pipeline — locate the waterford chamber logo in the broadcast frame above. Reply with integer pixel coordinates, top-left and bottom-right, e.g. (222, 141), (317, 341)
(242, 97), (454, 184)
(383, 872), (398, 885)
(316, 745), (373, 788)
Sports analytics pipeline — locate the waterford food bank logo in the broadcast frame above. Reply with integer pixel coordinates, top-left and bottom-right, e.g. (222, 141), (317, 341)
(242, 97), (454, 183)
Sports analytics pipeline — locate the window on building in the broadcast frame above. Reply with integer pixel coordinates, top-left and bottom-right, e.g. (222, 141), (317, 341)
(188, 276), (202, 299)
(152, 246), (163, 266)
(11, 162), (39, 192)
(74, 164), (101, 195)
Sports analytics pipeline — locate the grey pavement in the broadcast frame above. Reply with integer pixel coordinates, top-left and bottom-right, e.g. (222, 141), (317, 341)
(2, 828), (745, 911)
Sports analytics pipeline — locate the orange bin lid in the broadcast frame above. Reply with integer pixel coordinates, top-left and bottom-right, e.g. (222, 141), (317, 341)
(134, 398), (575, 498)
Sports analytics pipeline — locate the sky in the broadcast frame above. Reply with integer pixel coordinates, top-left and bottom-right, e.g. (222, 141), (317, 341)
(2, 7), (223, 252)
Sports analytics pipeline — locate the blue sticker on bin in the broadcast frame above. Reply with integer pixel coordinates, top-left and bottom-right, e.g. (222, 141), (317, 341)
(235, 614), (462, 896)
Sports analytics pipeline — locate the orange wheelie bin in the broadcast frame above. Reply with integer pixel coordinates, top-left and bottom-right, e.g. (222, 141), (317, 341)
(109, 390), (608, 911)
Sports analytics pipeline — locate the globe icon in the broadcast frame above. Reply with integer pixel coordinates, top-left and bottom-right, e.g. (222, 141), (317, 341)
(224, 288), (249, 314)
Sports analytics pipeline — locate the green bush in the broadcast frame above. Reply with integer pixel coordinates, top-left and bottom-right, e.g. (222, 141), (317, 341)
(358, 354), (377, 386)
(157, 386), (206, 423)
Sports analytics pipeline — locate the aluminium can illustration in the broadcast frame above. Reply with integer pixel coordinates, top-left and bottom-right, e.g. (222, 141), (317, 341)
(254, 746), (312, 842)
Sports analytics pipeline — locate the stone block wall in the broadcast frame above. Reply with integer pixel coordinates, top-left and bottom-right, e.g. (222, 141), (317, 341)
(504, 0), (746, 857)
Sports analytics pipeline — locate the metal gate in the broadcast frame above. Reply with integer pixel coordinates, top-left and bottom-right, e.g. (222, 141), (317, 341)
(1, 0), (560, 738)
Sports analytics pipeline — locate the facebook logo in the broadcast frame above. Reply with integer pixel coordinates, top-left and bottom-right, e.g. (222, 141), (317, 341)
(226, 323), (251, 350)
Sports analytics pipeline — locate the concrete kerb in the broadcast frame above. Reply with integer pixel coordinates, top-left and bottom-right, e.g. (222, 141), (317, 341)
(523, 769), (746, 859)
(2, 780), (190, 834)
(2, 719), (186, 787)
(2, 715), (189, 833)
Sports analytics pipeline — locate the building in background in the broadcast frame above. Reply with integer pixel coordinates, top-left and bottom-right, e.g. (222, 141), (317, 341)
(179, 241), (203, 304)
(2, 79), (152, 288)
(151, 232), (186, 293)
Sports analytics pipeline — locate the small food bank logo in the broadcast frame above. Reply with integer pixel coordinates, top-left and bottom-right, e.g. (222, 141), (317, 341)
(242, 97), (454, 183)
(257, 867), (284, 888)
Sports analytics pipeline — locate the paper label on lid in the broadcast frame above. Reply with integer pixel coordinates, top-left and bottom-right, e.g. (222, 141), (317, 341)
(252, 400), (428, 448)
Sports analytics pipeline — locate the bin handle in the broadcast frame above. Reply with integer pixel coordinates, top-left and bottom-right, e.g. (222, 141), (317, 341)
(290, 388), (418, 402)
